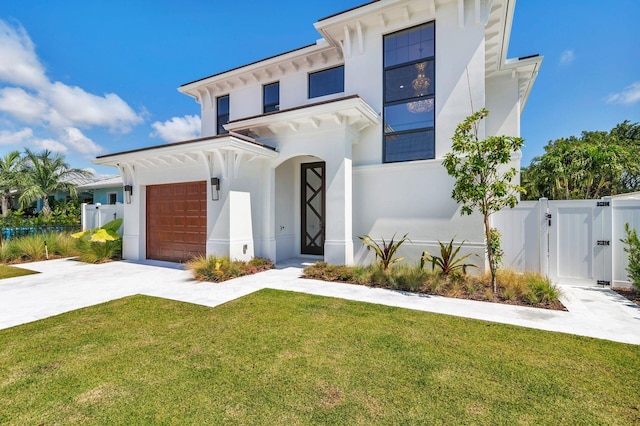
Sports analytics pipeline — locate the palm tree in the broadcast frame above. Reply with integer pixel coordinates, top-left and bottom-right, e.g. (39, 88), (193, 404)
(0, 150), (26, 217)
(19, 149), (93, 215)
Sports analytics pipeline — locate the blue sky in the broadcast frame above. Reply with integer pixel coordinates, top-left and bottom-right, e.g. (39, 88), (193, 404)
(0, 0), (638, 176)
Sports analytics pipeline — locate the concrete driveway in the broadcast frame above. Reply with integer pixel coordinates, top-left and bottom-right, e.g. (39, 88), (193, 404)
(1, 258), (639, 345)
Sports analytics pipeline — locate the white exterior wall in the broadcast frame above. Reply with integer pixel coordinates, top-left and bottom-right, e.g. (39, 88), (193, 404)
(108, 0), (529, 267)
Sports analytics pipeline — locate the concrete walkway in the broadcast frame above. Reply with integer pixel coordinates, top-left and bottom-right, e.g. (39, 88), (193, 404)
(1, 258), (639, 345)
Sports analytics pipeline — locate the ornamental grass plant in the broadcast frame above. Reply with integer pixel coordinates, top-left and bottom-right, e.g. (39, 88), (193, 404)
(0, 232), (79, 263)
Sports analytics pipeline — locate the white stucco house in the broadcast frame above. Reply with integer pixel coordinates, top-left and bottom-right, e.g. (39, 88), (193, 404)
(95, 0), (541, 265)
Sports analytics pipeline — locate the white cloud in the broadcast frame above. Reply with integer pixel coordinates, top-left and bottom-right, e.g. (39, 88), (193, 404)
(606, 82), (640, 105)
(150, 115), (201, 142)
(0, 127), (33, 145)
(46, 82), (142, 132)
(60, 127), (104, 155)
(33, 138), (68, 153)
(0, 20), (48, 89)
(0, 19), (144, 156)
(560, 49), (575, 65)
(0, 87), (48, 123)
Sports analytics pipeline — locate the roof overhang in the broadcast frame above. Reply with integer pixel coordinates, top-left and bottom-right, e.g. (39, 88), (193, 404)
(178, 41), (342, 105)
(226, 95), (380, 137)
(94, 133), (278, 170)
(485, 0), (543, 111)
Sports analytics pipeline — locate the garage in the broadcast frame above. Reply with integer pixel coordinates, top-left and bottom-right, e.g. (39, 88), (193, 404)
(146, 181), (207, 262)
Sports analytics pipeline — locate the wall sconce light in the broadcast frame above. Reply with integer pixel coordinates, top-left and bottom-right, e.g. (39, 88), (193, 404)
(210, 177), (220, 201)
(124, 185), (133, 204)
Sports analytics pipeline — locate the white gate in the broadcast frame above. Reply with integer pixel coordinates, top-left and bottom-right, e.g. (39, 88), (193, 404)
(547, 200), (611, 285)
(494, 196), (640, 287)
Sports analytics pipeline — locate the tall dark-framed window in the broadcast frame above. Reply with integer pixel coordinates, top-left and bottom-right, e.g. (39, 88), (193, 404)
(383, 22), (435, 163)
(217, 95), (229, 135)
(263, 82), (280, 113)
(309, 65), (344, 99)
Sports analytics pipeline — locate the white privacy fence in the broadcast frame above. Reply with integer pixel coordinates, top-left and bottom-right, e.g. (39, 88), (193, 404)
(493, 197), (640, 287)
(81, 203), (124, 235)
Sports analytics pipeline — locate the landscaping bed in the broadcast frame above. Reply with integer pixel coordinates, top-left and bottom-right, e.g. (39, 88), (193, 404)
(303, 262), (565, 311)
(186, 255), (274, 282)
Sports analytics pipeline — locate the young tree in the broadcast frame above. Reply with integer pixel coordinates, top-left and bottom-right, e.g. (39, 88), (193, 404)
(442, 109), (524, 292)
(19, 149), (92, 215)
(0, 150), (26, 217)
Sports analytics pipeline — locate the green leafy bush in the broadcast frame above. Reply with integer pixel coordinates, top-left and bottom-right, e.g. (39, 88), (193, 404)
(186, 255), (274, 282)
(621, 223), (640, 291)
(72, 219), (122, 263)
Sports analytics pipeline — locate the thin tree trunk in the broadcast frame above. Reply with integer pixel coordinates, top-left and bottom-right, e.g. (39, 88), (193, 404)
(484, 213), (496, 293)
(1, 195), (7, 218)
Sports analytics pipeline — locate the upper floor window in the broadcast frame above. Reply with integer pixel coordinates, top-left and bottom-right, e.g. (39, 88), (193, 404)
(217, 95), (229, 135)
(383, 22), (435, 163)
(263, 82), (280, 113)
(309, 65), (344, 99)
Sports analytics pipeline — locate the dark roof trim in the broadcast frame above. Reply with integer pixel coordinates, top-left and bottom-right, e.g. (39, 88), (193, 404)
(227, 94), (362, 124)
(180, 43), (316, 87)
(518, 54), (540, 61)
(317, 1), (379, 22)
(96, 133), (275, 159)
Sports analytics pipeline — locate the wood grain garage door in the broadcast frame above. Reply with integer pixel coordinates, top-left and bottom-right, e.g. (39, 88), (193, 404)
(146, 181), (207, 262)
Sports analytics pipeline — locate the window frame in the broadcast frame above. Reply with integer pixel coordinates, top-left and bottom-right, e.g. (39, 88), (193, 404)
(108, 192), (117, 205)
(263, 81), (280, 113)
(308, 65), (345, 99)
(383, 22), (436, 164)
(217, 95), (230, 135)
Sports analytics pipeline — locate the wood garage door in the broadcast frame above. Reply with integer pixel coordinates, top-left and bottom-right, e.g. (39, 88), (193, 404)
(146, 181), (207, 262)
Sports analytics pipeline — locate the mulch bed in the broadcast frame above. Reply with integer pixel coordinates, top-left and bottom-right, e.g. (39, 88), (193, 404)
(612, 287), (640, 306)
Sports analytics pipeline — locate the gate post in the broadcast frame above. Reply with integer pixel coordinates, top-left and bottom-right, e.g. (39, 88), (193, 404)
(601, 196), (613, 286)
(539, 198), (549, 276)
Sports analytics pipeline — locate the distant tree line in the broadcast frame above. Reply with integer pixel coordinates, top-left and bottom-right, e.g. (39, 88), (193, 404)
(521, 121), (640, 200)
(0, 149), (91, 217)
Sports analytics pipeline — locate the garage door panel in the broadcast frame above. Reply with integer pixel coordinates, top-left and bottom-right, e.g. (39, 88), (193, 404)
(146, 181), (207, 262)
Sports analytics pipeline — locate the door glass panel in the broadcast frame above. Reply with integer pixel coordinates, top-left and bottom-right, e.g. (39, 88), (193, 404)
(301, 162), (325, 255)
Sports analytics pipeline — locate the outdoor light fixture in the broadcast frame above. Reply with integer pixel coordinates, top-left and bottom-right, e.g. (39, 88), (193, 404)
(211, 177), (220, 201)
(124, 185), (133, 204)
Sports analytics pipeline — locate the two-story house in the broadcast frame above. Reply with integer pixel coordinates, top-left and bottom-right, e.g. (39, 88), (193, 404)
(95, 0), (541, 265)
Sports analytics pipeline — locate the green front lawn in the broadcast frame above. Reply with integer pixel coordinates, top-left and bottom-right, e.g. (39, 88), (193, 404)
(0, 264), (38, 279)
(1, 291), (638, 424)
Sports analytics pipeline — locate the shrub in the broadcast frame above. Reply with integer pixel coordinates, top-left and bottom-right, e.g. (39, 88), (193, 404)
(72, 219), (122, 263)
(621, 223), (640, 291)
(186, 255), (274, 282)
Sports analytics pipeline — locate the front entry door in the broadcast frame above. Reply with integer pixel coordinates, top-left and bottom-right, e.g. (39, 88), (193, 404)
(301, 162), (325, 255)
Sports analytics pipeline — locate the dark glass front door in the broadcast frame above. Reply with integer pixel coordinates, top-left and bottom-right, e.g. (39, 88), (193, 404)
(301, 162), (325, 255)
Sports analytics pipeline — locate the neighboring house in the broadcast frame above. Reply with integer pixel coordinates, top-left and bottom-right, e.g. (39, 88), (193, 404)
(75, 176), (124, 205)
(95, 0), (541, 265)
